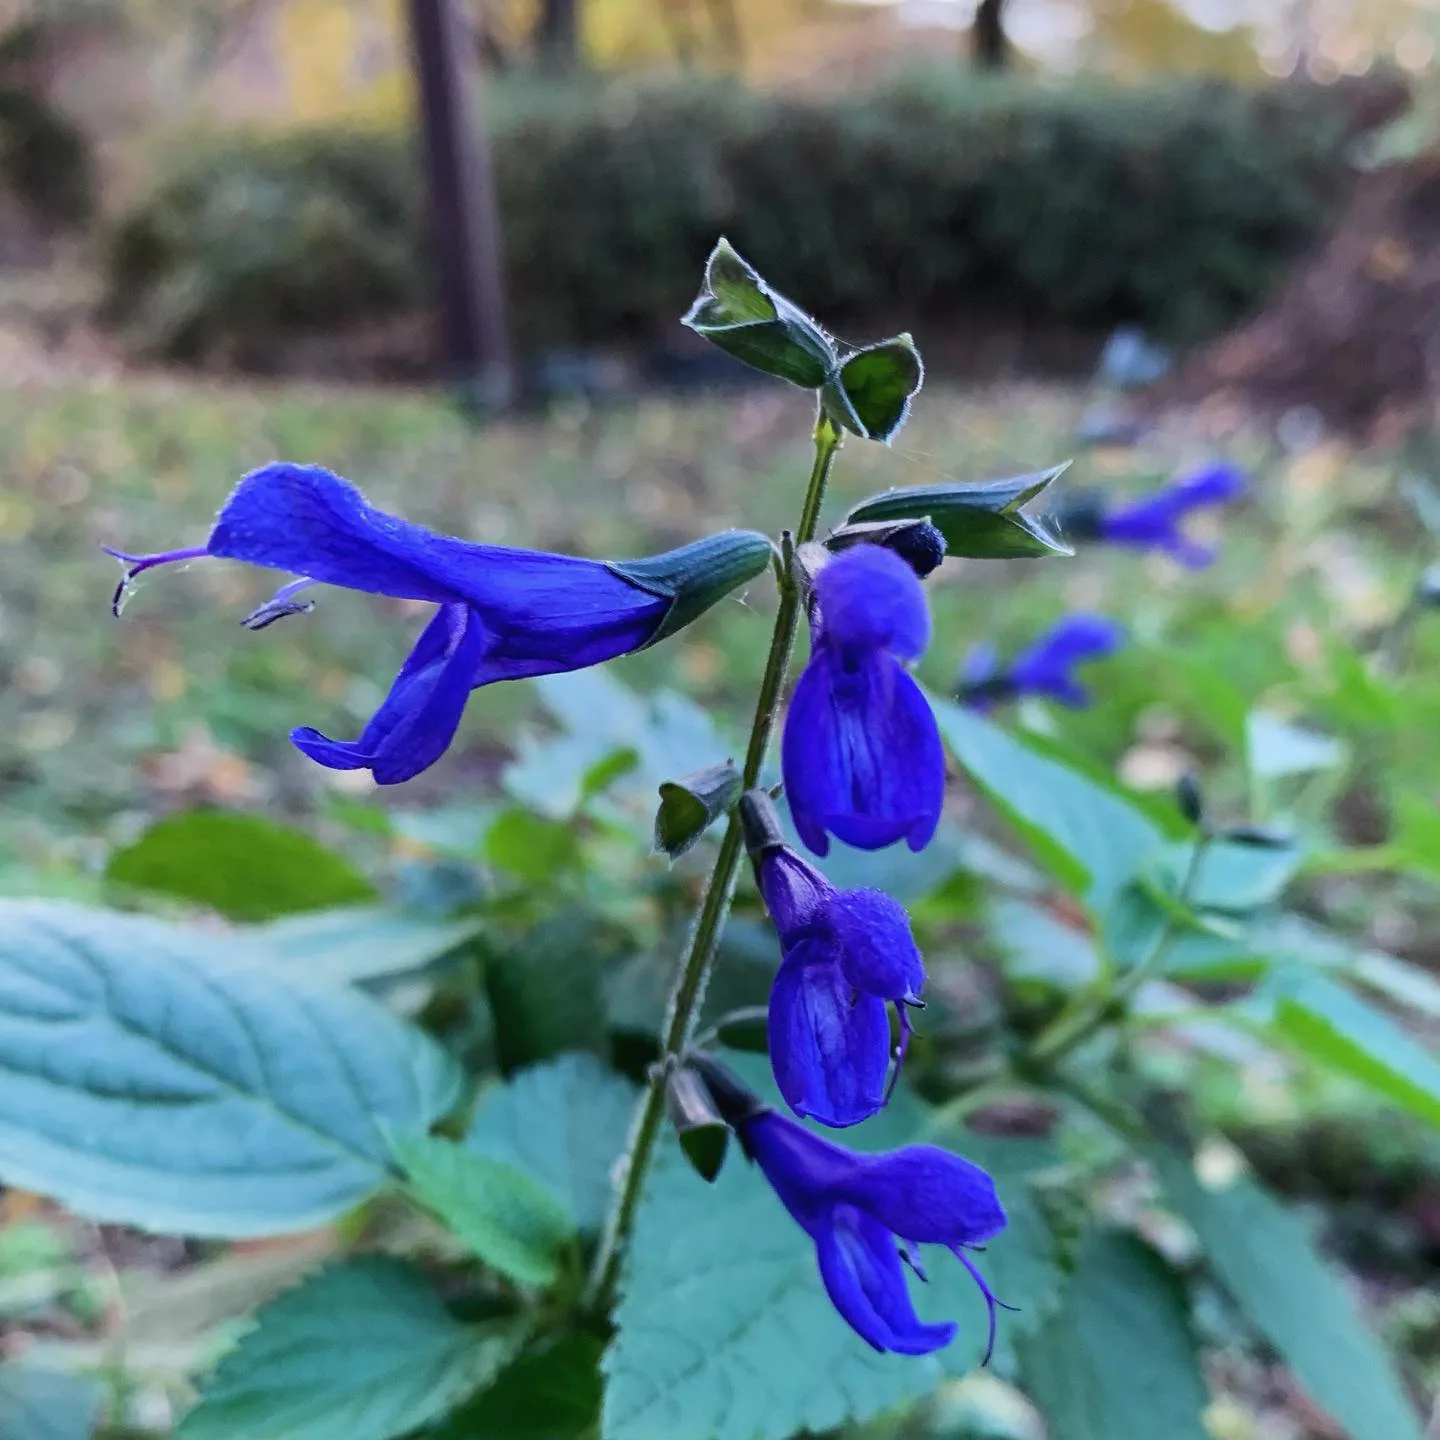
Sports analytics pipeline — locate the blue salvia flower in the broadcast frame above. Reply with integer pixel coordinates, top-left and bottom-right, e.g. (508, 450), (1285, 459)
(1065, 462), (1245, 568)
(106, 463), (770, 784)
(695, 1058), (1011, 1359)
(782, 544), (944, 856)
(959, 612), (1125, 711)
(743, 792), (923, 1128)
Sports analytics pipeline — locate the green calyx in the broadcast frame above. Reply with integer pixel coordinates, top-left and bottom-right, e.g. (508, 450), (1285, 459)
(608, 529), (775, 648)
(655, 760), (743, 860)
(845, 463), (1074, 559)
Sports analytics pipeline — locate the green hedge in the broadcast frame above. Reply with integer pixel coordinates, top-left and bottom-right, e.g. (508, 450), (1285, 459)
(104, 72), (1357, 367)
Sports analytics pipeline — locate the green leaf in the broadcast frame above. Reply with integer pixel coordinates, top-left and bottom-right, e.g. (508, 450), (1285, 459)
(822, 335), (924, 443)
(506, 669), (730, 830)
(845, 466), (1073, 559)
(1244, 912), (1440, 1017)
(231, 907), (483, 988)
(0, 900), (461, 1236)
(1152, 1147), (1422, 1440)
(177, 1257), (522, 1440)
(1390, 789), (1440, 884)
(1158, 837), (1302, 914)
(602, 1061), (1062, 1440)
(1244, 967), (1440, 1130)
(1323, 638), (1402, 729)
(466, 1053), (638, 1233)
(1099, 884), (1258, 981)
(681, 238), (835, 388)
(389, 1132), (574, 1287)
(581, 747), (642, 803)
(1019, 1231), (1209, 1440)
(483, 910), (613, 1072)
(1247, 710), (1347, 782)
(423, 1333), (604, 1440)
(106, 811), (375, 922)
(483, 807), (580, 883)
(988, 895), (1100, 989)
(930, 697), (1160, 912)
(0, 1365), (103, 1440)
(654, 760), (741, 859)
(810, 818), (1001, 904)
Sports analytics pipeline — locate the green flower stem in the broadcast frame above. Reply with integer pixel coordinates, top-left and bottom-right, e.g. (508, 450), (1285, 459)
(586, 410), (843, 1310)
(1025, 834), (1213, 1072)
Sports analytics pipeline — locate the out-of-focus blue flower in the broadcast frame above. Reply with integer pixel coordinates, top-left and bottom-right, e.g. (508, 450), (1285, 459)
(959, 613), (1125, 711)
(694, 1061), (1010, 1359)
(1066, 462), (1245, 568)
(1096, 325), (1171, 390)
(782, 545), (945, 856)
(106, 463), (768, 784)
(745, 793), (925, 1128)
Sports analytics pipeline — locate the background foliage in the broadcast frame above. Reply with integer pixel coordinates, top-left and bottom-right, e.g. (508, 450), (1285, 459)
(102, 70), (1357, 366)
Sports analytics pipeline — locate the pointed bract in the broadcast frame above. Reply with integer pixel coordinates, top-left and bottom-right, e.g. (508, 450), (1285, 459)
(845, 465), (1073, 560)
(822, 335), (925, 445)
(682, 238), (836, 389)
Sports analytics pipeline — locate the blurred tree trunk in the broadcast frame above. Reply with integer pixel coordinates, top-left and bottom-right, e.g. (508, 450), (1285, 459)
(405, 0), (513, 413)
(704, 0), (744, 67)
(972, 0), (1009, 70)
(533, 0), (579, 68)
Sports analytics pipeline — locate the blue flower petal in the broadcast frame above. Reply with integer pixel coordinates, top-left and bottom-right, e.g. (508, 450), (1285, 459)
(737, 1108), (1010, 1358)
(815, 1205), (957, 1355)
(840, 1144), (1007, 1247)
(783, 648), (944, 855)
(1097, 462), (1243, 566)
(1159, 534), (1217, 570)
(1169, 461), (1246, 509)
(768, 940), (890, 1129)
(812, 545), (930, 662)
(958, 640), (1000, 689)
(290, 603), (487, 784)
(828, 888), (925, 1000)
(739, 1111), (853, 1231)
(1008, 612), (1124, 706)
(210, 465), (670, 640)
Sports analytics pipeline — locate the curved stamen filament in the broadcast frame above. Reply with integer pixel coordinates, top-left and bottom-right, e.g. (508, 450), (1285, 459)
(102, 545), (209, 616)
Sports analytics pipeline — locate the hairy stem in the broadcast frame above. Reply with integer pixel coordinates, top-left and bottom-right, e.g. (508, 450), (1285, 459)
(586, 410), (843, 1309)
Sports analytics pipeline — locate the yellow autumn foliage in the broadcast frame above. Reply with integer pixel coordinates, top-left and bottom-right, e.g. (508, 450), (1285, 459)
(268, 0), (412, 127)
